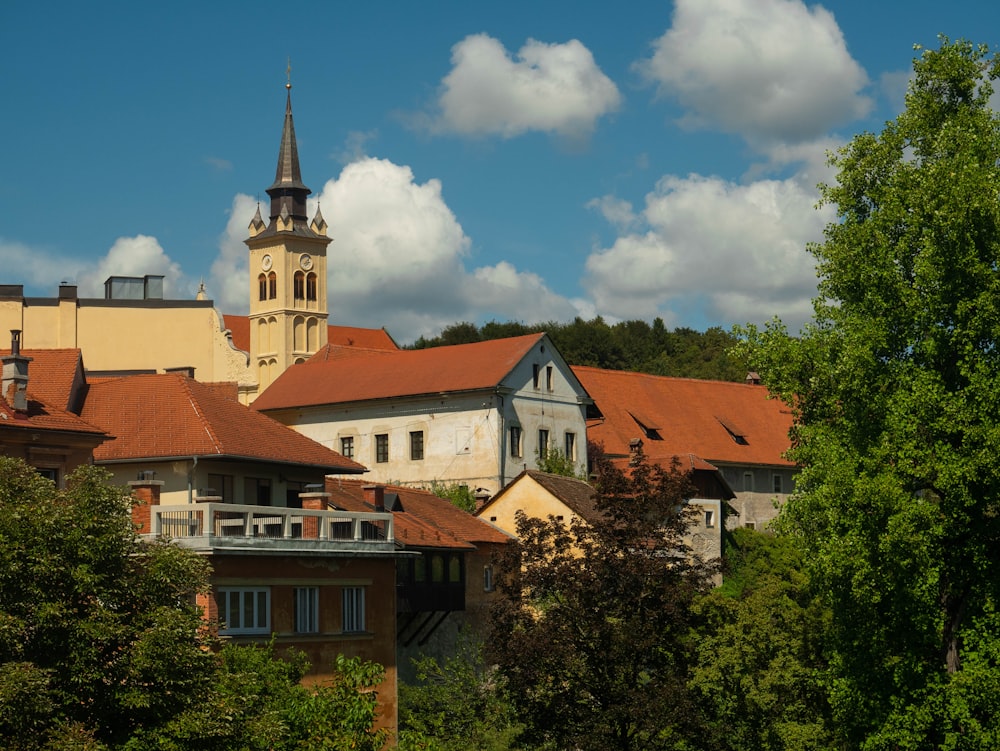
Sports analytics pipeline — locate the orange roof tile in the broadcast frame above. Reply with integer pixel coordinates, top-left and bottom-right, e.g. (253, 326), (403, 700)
(0, 348), (85, 411)
(222, 315), (398, 353)
(0, 394), (108, 437)
(574, 366), (794, 468)
(81, 373), (365, 472)
(253, 333), (547, 411)
(325, 478), (512, 550)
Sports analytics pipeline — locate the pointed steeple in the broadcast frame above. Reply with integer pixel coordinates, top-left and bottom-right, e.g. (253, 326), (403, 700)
(266, 82), (311, 226)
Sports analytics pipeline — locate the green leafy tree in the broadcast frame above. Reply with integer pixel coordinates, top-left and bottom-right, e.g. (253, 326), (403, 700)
(739, 38), (1000, 749)
(691, 528), (834, 751)
(534, 446), (583, 478)
(0, 458), (389, 750)
(427, 482), (477, 512)
(398, 637), (521, 751)
(488, 451), (714, 751)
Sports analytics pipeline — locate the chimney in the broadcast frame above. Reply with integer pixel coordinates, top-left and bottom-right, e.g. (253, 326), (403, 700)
(129, 475), (164, 535)
(2, 330), (31, 411)
(363, 484), (386, 512)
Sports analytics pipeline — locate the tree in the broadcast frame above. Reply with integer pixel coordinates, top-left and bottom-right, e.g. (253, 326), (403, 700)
(0, 459), (389, 750)
(398, 636), (521, 751)
(488, 452), (715, 751)
(534, 445), (583, 478)
(739, 38), (1000, 749)
(690, 528), (834, 751)
(427, 482), (477, 512)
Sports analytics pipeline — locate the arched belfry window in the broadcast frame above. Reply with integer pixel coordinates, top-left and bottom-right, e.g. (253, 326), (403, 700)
(267, 271), (277, 300)
(294, 271), (305, 301)
(258, 274), (267, 302)
(306, 272), (317, 302)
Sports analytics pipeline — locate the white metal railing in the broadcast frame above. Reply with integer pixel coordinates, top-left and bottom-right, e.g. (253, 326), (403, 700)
(148, 503), (394, 544)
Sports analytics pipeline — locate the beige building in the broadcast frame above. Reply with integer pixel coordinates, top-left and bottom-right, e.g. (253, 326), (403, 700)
(0, 84), (387, 404)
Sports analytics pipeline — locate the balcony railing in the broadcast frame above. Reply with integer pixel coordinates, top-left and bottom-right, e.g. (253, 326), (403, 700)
(146, 503), (395, 552)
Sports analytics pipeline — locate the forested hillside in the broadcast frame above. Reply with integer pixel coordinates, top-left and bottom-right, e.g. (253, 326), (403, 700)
(409, 317), (745, 381)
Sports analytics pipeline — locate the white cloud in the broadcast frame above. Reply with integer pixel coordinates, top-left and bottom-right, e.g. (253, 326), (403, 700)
(75, 235), (187, 299)
(0, 238), (89, 290)
(208, 193), (257, 313)
(638, 0), (872, 145)
(426, 33), (621, 139)
(584, 173), (833, 332)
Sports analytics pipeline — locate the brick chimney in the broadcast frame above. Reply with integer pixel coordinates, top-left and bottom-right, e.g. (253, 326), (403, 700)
(129, 475), (164, 534)
(363, 484), (386, 512)
(1, 330), (31, 411)
(300, 489), (331, 539)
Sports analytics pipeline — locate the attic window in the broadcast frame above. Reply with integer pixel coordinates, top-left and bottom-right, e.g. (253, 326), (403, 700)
(717, 416), (748, 445)
(627, 411), (662, 441)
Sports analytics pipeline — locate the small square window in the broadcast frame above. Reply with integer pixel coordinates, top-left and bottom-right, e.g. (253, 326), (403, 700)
(375, 434), (389, 463)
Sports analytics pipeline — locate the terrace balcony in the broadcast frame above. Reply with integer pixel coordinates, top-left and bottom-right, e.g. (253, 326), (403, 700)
(142, 502), (397, 556)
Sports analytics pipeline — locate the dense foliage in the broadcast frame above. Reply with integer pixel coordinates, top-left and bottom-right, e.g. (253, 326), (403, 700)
(409, 317), (745, 381)
(0, 458), (388, 750)
(487, 452), (715, 750)
(739, 38), (1000, 749)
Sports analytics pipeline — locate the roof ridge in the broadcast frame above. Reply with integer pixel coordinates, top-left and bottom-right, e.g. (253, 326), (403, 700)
(571, 364), (754, 387)
(179, 375), (224, 455)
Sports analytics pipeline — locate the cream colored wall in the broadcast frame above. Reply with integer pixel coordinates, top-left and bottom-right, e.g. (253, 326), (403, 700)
(0, 297), (253, 387)
(479, 474), (582, 538)
(716, 464), (794, 530)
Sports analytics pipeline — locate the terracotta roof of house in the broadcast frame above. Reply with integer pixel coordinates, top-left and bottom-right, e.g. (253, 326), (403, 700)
(0, 348), (84, 411)
(222, 315), (398, 354)
(573, 366), (794, 468)
(253, 333), (547, 411)
(81, 372), (365, 472)
(0, 395), (108, 437)
(517, 470), (601, 521)
(325, 478), (512, 551)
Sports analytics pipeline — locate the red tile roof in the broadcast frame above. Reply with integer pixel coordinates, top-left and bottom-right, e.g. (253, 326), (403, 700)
(253, 333), (547, 411)
(222, 315), (398, 353)
(0, 348), (84, 411)
(0, 394), (107, 437)
(81, 372), (365, 472)
(325, 478), (512, 550)
(573, 366), (794, 468)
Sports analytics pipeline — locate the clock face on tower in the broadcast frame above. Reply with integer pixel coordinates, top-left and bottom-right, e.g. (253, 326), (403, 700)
(261, 254), (273, 271)
(299, 254), (313, 271)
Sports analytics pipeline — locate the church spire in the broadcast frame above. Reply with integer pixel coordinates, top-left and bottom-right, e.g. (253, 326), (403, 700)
(266, 75), (311, 226)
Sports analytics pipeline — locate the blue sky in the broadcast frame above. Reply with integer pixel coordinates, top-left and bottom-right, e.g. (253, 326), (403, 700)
(2, 0), (998, 343)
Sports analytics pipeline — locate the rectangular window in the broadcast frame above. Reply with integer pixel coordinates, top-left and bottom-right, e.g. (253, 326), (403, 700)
(244, 477), (271, 505)
(306, 273), (317, 302)
(218, 587), (270, 634)
(538, 429), (550, 454)
(342, 587), (366, 633)
(340, 436), (354, 459)
(207, 473), (234, 502)
(410, 430), (425, 461)
(745, 521), (756, 530)
(375, 434), (389, 463)
(546, 365), (553, 391)
(532, 363), (540, 389)
(743, 472), (754, 492)
(294, 272), (305, 301)
(484, 565), (495, 592)
(705, 509), (716, 528)
(509, 426), (522, 458)
(564, 432), (576, 461)
(294, 587), (319, 634)
(772, 473), (783, 494)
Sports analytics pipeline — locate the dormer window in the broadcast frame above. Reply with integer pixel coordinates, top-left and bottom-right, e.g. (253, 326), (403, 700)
(717, 416), (748, 445)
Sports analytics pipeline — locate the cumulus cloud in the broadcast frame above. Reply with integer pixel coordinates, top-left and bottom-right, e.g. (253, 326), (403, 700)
(638, 0), (872, 145)
(76, 235), (187, 298)
(584, 173), (833, 332)
(425, 33), (621, 139)
(0, 238), (89, 291)
(206, 156), (580, 341)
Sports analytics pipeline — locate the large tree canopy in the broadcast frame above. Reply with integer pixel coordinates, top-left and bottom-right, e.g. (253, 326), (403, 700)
(740, 39), (1000, 749)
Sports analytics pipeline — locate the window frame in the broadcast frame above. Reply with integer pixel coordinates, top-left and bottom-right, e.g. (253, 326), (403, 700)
(509, 425), (522, 458)
(772, 473), (783, 494)
(410, 430), (425, 461)
(538, 428), (550, 455)
(294, 586), (319, 634)
(340, 436), (355, 459)
(218, 587), (270, 635)
(375, 433), (389, 463)
(342, 587), (366, 633)
(564, 431), (576, 461)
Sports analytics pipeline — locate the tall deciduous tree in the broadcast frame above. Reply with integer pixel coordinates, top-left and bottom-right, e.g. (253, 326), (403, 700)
(488, 452), (714, 751)
(739, 38), (1000, 749)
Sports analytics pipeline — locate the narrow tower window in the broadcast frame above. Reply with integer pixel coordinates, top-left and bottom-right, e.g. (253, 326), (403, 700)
(294, 271), (305, 301)
(306, 272), (317, 302)
(258, 274), (267, 301)
(267, 271), (277, 300)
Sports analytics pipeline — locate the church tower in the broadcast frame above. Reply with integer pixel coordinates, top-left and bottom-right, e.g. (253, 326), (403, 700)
(245, 79), (331, 391)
